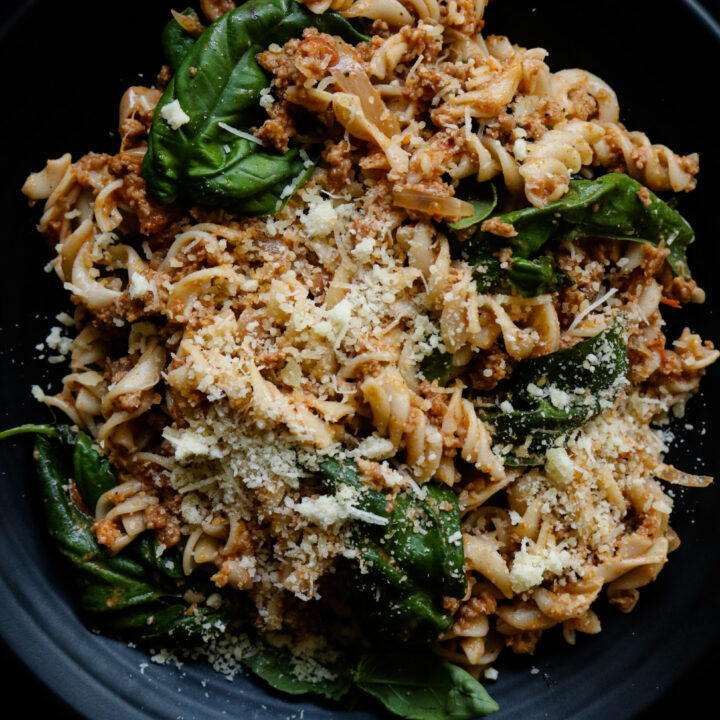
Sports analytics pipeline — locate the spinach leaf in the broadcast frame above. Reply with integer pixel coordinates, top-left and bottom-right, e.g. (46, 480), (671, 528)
(72, 430), (117, 511)
(457, 173), (695, 297)
(161, 8), (198, 72)
(355, 653), (498, 720)
(97, 603), (223, 641)
(472, 251), (572, 298)
(485, 319), (628, 465)
(447, 181), (497, 231)
(317, 458), (466, 642)
(506, 255), (573, 297)
(133, 533), (185, 580)
(420, 349), (454, 386)
(4, 425), (229, 642)
(143, 0), (367, 215)
(241, 632), (353, 701)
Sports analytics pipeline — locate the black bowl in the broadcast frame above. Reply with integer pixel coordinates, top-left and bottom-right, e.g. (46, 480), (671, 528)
(1, 1), (719, 718)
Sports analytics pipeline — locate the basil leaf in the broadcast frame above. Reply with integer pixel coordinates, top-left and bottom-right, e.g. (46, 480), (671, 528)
(241, 633), (353, 701)
(355, 653), (498, 720)
(485, 319), (628, 465)
(317, 458), (466, 642)
(143, 0), (367, 215)
(447, 182), (497, 230)
(161, 8), (197, 72)
(458, 173), (694, 296)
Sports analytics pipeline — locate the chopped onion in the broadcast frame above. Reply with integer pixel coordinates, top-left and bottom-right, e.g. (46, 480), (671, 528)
(118, 86), (162, 131)
(331, 41), (400, 138)
(393, 190), (475, 219)
(654, 463), (713, 487)
(171, 9), (205, 37)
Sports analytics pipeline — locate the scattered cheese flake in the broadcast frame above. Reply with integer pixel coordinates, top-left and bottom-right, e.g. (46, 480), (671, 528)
(545, 448), (575, 485)
(217, 121), (262, 144)
(161, 99), (190, 130)
(128, 272), (151, 299)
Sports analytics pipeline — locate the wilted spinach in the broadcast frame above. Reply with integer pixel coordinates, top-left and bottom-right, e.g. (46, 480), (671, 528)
(143, 0), (367, 215)
(420, 348), (454, 386)
(241, 631), (353, 701)
(355, 652), (498, 720)
(485, 319), (628, 465)
(456, 173), (695, 297)
(0, 424), (228, 641)
(447, 181), (498, 231)
(316, 458), (466, 643)
(242, 639), (500, 717)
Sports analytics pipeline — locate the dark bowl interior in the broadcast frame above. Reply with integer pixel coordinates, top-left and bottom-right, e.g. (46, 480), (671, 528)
(1, 1), (719, 718)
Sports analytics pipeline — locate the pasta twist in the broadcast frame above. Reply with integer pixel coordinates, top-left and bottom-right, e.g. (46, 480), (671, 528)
(432, 57), (523, 125)
(94, 480), (159, 554)
(519, 119), (604, 206)
(549, 68), (619, 123)
(442, 386), (504, 480)
(398, 223), (558, 360)
(594, 122), (699, 193)
(450, 129), (524, 195)
(97, 338), (166, 446)
(360, 367), (503, 482)
(361, 366), (445, 481)
(519, 117), (699, 206)
(310, 0), (451, 24)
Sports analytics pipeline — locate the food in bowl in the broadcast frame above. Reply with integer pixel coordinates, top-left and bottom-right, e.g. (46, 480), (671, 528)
(2, 1), (717, 717)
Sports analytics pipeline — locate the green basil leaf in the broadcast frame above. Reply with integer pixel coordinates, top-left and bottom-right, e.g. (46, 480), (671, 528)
(457, 173), (694, 297)
(317, 456), (388, 517)
(241, 633), (353, 701)
(161, 8), (198, 72)
(316, 458), (465, 642)
(355, 653), (499, 720)
(447, 182), (497, 230)
(465, 244), (571, 299)
(143, 0), (367, 215)
(385, 485), (466, 599)
(485, 319), (628, 465)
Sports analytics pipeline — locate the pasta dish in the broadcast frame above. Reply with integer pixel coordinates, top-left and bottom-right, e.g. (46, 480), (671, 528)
(3, 1), (717, 716)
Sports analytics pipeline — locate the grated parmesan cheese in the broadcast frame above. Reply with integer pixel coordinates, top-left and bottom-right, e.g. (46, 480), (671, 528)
(161, 99), (190, 130)
(128, 272), (151, 299)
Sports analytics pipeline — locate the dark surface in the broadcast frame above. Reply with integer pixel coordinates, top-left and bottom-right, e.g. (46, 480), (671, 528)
(1, 1), (719, 718)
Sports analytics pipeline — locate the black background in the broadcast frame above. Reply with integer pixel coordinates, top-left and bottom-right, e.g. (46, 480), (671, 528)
(1, 1), (719, 717)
